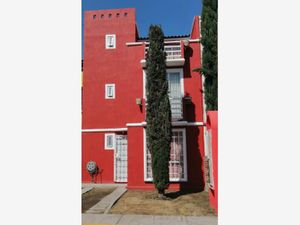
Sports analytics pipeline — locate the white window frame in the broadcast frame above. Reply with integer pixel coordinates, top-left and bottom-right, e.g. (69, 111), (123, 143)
(105, 84), (115, 99)
(105, 34), (116, 49)
(143, 68), (184, 99)
(143, 128), (188, 182)
(104, 133), (115, 150)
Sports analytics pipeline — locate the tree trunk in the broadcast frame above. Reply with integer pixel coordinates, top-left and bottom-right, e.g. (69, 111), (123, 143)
(158, 189), (165, 199)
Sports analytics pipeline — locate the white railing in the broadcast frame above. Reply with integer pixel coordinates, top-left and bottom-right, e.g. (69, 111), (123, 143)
(165, 46), (182, 59)
(145, 45), (182, 60)
(144, 97), (183, 121)
(170, 97), (183, 120)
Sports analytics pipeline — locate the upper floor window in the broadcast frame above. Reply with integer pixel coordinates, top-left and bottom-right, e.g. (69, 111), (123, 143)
(105, 133), (115, 150)
(143, 68), (184, 120)
(105, 34), (116, 49)
(105, 84), (115, 99)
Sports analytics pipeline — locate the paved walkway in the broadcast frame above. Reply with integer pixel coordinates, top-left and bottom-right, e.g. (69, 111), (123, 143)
(85, 186), (127, 214)
(82, 183), (126, 195)
(82, 187), (94, 194)
(82, 213), (218, 225)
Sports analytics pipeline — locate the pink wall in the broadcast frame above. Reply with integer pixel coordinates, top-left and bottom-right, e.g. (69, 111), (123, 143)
(207, 111), (218, 213)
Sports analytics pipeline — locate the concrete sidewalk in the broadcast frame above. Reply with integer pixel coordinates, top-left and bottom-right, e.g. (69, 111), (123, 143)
(82, 213), (217, 225)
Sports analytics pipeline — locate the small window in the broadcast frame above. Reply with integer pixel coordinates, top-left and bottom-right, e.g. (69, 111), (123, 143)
(116, 13), (120, 17)
(105, 84), (115, 99)
(101, 14), (104, 19)
(124, 12), (128, 17)
(108, 13), (112, 18)
(105, 133), (115, 150)
(93, 14), (96, 20)
(105, 34), (116, 49)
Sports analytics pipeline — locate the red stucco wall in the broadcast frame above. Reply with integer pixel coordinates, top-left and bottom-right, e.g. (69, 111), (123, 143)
(82, 8), (205, 191)
(82, 132), (115, 183)
(207, 111), (218, 213)
(126, 126), (205, 191)
(83, 8), (145, 129)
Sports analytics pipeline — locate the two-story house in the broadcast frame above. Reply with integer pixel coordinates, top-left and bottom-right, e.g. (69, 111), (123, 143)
(82, 8), (206, 191)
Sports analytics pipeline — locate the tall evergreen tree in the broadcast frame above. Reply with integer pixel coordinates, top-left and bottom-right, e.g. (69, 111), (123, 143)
(194, 0), (218, 110)
(146, 25), (172, 198)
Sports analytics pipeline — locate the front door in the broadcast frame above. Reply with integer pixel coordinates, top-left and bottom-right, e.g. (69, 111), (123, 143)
(114, 135), (128, 182)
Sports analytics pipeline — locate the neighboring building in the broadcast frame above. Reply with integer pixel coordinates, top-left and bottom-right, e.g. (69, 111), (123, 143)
(82, 8), (206, 191)
(205, 111), (218, 213)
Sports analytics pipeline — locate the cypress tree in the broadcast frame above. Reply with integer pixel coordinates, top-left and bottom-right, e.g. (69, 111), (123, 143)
(194, 0), (218, 110)
(146, 25), (172, 198)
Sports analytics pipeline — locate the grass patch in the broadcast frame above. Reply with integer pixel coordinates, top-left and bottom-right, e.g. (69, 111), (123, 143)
(82, 188), (115, 213)
(109, 190), (216, 216)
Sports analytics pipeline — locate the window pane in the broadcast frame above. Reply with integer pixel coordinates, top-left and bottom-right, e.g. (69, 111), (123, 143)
(146, 130), (185, 180)
(107, 135), (112, 147)
(107, 86), (112, 96)
(106, 85), (114, 98)
(108, 36), (114, 46)
(106, 35), (115, 48)
(167, 72), (181, 98)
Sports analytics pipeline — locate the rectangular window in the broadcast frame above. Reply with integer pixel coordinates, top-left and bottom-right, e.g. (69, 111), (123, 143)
(144, 128), (187, 182)
(105, 34), (116, 49)
(167, 71), (182, 120)
(105, 84), (115, 99)
(143, 69), (184, 120)
(105, 133), (115, 150)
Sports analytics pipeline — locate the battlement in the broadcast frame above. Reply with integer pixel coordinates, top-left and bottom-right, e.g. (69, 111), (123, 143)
(84, 8), (136, 23)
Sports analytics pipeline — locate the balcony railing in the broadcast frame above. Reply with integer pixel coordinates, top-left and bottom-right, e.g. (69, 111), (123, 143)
(144, 97), (183, 121)
(141, 43), (185, 68)
(170, 97), (183, 121)
(144, 45), (182, 60)
(164, 46), (182, 59)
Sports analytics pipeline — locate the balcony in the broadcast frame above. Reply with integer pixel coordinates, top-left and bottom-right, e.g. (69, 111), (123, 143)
(170, 97), (183, 121)
(144, 97), (183, 121)
(140, 43), (185, 68)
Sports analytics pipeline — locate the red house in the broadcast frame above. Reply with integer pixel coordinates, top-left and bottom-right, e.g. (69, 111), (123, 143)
(82, 8), (207, 191)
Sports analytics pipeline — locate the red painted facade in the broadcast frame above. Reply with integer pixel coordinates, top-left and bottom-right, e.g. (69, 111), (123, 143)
(206, 111), (218, 213)
(82, 8), (206, 191)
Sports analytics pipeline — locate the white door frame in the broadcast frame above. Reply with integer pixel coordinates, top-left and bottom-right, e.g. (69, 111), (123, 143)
(114, 135), (128, 182)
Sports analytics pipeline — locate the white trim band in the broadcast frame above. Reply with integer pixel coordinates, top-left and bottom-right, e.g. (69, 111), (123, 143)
(126, 121), (204, 127)
(173, 121), (204, 126)
(82, 122), (205, 132)
(82, 128), (128, 132)
(126, 122), (147, 127)
(141, 58), (185, 68)
(127, 39), (198, 47)
(126, 42), (143, 46)
(189, 39), (201, 43)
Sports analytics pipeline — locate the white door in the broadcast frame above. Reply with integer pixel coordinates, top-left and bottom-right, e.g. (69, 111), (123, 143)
(114, 135), (128, 182)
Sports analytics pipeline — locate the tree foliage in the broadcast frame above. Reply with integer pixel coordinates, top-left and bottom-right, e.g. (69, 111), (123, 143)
(146, 25), (172, 197)
(195, 0), (218, 110)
